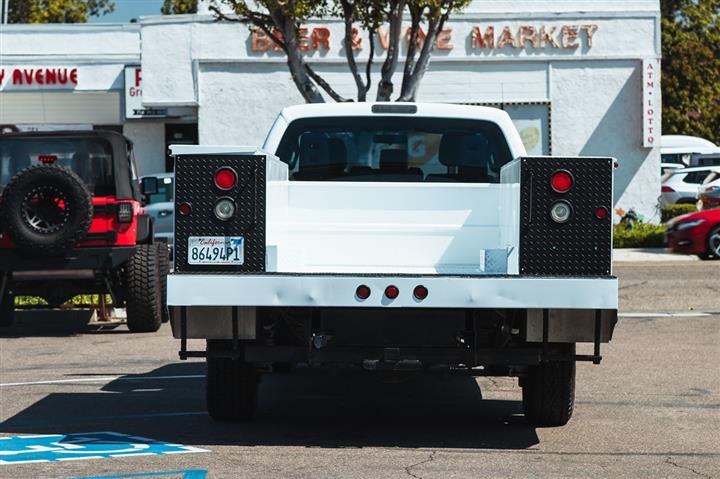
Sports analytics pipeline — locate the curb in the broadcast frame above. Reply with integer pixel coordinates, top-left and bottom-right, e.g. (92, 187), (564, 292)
(613, 248), (699, 262)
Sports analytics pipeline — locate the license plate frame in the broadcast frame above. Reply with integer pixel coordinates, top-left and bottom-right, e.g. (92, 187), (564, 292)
(187, 236), (245, 265)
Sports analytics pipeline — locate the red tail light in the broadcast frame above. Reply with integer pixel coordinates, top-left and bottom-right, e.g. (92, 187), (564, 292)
(550, 170), (573, 193)
(178, 202), (192, 215)
(413, 285), (428, 300)
(661, 186), (675, 193)
(595, 206), (609, 220)
(214, 167), (237, 190)
(384, 285), (399, 299)
(356, 285), (371, 300)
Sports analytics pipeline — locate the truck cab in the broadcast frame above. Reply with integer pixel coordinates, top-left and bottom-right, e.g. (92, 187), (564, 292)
(168, 103), (618, 426)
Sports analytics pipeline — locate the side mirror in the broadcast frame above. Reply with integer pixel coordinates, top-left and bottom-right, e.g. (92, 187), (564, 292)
(141, 177), (158, 196)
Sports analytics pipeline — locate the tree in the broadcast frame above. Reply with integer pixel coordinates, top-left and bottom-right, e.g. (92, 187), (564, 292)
(7, 0), (114, 23)
(161, 0), (197, 15)
(209, 0), (470, 103)
(661, 0), (720, 144)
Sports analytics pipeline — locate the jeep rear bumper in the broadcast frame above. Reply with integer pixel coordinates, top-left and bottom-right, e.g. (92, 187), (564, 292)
(0, 247), (136, 272)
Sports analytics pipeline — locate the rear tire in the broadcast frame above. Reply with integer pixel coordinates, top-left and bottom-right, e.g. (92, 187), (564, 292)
(706, 226), (720, 260)
(0, 288), (15, 328)
(206, 342), (259, 421)
(522, 344), (576, 427)
(123, 244), (162, 332)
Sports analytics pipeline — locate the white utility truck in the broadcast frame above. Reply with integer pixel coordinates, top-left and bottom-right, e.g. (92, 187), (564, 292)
(168, 103), (618, 426)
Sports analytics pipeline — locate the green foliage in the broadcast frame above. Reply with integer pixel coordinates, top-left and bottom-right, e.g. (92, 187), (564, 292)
(16, 295), (112, 307)
(8, 0), (114, 23)
(613, 223), (666, 248)
(161, 0), (197, 15)
(661, 203), (698, 222)
(661, 0), (720, 144)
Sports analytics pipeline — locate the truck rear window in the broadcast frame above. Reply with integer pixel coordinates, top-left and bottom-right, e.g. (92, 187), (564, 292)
(0, 137), (115, 195)
(276, 117), (513, 183)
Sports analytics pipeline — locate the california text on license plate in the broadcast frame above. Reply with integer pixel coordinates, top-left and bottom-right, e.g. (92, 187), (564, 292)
(188, 236), (244, 265)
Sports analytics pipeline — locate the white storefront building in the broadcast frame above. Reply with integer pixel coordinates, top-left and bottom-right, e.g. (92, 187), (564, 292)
(1, 0), (662, 220)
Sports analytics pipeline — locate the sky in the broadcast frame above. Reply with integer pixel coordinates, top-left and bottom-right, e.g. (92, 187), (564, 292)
(89, 0), (165, 23)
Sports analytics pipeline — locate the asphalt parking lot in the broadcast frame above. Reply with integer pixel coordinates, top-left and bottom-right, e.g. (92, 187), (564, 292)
(0, 262), (718, 479)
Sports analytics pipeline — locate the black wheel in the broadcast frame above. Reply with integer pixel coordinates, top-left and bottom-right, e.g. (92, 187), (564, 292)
(122, 244), (162, 332)
(0, 288), (15, 328)
(0, 165), (92, 256)
(522, 344), (576, 427)
(156, 241), (170, 323)
(206, 341), (259, 421)
(706, 226), (720, 260)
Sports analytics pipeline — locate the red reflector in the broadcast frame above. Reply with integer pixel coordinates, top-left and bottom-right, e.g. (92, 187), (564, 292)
(595, 206), (609, 220)
(356, 285), (371, 300)
(661, 186), (675, 193)
(384, 285), (399, 300)
(214, 167), (237, 190)
(178, 202), (192, 215)
(39, 155), (57, 164)
(413, 285), (428, 300)
(551, 171), (573, 193)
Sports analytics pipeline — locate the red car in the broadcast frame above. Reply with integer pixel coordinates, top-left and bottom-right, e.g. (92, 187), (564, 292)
(666, 208), (720, 260)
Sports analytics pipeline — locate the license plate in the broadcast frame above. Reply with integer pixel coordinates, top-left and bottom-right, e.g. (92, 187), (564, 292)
(187, 236), (244, 265)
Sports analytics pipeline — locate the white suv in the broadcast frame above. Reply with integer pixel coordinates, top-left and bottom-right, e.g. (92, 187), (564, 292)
(660, 166), (720, 206)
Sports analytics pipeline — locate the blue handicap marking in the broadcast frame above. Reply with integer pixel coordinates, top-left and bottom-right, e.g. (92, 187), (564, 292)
(0, 432), (208, 465)
(69, 469), (208, 479)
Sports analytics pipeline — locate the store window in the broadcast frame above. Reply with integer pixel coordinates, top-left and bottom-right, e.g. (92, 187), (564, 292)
(463, 102), (551, 156)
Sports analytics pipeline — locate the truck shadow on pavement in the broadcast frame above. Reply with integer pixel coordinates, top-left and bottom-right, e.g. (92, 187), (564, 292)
(0, 363), (540, 450)
(0, 310), (126, 337)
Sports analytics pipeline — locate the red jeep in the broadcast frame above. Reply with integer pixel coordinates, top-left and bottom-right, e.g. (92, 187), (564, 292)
(0, 130), (168, 332)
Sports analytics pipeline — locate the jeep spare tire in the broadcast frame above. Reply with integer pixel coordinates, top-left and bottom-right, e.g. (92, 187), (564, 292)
(0, 165), (93, 256)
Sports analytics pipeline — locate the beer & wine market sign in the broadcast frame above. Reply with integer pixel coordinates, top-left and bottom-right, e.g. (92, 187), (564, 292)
(249, 23), (599, 53)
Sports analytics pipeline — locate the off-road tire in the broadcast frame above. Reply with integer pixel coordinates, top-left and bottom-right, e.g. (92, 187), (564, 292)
(206, 341), (259, 421)
(0, 165), (92, 256)
(156, 241), (170, 323)
(522, 344), (576, 427)
(0, 289), (14, 328)
(123, 244), (163, 332)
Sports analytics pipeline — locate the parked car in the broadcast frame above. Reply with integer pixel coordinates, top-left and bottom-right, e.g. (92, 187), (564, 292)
(697, 170), (720, 210)
(666, 208), (720, 260)
(660, 166), (720, 206)
(141, 173), (174, 250)
(0, 130), (169, 330)
(661, 135), (720, 168)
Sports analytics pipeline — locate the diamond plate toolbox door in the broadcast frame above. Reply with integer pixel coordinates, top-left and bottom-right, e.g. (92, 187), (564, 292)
(174, 154), (266, 273)
(518, 156), (614, 277)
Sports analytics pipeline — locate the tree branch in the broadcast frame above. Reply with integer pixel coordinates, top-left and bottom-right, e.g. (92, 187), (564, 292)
(376, 0), (406, 101)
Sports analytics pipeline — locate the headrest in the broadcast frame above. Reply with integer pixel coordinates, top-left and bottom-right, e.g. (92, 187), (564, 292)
(439, 132), (491, 168)
(72, 152), (90, 178)
(379, 149), (407, 173)
(299, 132), (329, 169)
(327, 138), (348, 169)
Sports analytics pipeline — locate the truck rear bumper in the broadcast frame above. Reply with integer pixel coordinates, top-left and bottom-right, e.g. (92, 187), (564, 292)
(168, 274), (618, 310)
